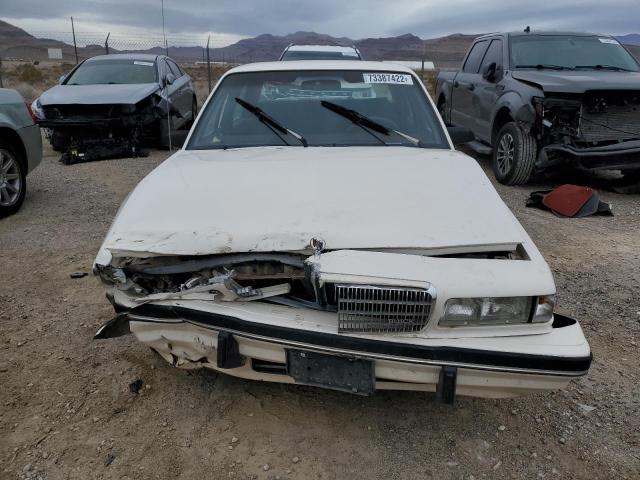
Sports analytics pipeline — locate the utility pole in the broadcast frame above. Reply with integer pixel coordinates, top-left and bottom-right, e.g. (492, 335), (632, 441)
(161, 0), (168, 55)
(206, 35), (212, 93)
(105, 32), (110, 55)
(71, 16), (79, 64)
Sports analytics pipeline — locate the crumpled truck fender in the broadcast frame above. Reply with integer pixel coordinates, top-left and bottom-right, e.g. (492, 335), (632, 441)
(490, 91), (534, 137)
(491, 75), (547, 141)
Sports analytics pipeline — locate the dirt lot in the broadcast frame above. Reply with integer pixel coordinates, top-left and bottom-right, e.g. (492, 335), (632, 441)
(1, 140), (639, 479)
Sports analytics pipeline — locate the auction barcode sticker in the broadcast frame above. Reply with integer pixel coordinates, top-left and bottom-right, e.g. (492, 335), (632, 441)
(363, 73), (413, 85)
(598, 38), (619, 44)
(134, 61), (155, 66)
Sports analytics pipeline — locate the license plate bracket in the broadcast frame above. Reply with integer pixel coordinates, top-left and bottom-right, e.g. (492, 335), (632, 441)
(287, 349), (375, 395)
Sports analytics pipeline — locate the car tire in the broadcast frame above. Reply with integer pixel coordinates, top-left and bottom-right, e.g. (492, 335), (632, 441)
(0, 140), (27, 218)
(186, 97), (197, 128)
(437, 98), (448, 125)
(492, 122), (537, 185)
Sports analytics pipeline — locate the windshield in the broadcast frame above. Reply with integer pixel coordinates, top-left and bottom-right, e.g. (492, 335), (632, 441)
(187, 70), (448, 150)
(281, 50), (361, 61)
(65, 59), (158, 85)
(511, 35), (640, 71)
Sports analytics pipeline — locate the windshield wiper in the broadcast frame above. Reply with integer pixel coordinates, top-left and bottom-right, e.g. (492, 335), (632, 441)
(515, 64), (572, 70)
(320, 100), (423, 147)
(235, 97), (308, 147)
(574, 64), (632, 71)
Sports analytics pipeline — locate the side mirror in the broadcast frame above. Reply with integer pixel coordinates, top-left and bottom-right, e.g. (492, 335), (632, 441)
(482, 62), (497, 81)
(170, 130), (189, 148)
(447, 126), (474, 145)
(164, 73), (176, 86)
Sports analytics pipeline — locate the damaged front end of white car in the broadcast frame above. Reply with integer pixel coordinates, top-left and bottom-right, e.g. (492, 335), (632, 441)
(93, 62), (591, 403)
(94, 240), (591, 402)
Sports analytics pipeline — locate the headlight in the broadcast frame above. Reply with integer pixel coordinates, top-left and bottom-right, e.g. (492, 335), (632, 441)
(31, 99), (44, 119)
(440, 297), (535, 327)
(532, 294), (555, 323)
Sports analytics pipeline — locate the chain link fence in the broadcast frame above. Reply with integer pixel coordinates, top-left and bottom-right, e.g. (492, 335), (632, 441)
(0, 29), (237, 63)
(0, 26), (442, 100)
(0, 28), (241, 102)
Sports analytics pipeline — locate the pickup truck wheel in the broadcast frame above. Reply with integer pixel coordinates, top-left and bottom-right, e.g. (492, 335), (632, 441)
(185, 97), (197, 129)
(0, 140), (27, 218)
(493, 122), (536, 185)
(437, 99), (449, 125)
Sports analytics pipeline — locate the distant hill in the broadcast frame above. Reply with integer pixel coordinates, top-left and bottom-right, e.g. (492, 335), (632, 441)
(0, 19), (637, 69)
(0, 20), (105, 62)
(616, 34), (640, 46)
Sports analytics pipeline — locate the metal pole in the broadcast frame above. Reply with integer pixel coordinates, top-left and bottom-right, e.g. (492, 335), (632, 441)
(421, 39), (426, 79)
(71, 17), (78, 64)
(0, 58), (4, 88)
(206, 35), (212, 93)
(105, 32), (110, 55)
(161, 0), (168, 55)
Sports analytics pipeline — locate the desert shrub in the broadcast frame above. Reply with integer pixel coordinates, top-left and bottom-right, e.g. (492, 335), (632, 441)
(9, 64), (44, 83)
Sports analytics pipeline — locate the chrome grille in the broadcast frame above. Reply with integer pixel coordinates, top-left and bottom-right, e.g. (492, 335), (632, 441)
(336, 284), (433, 334)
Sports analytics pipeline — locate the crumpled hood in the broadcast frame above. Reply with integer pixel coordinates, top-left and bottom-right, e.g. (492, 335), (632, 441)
(38, 83), (160, 106)
(511, 70), (640, 94)
(97, 146), (526, 261)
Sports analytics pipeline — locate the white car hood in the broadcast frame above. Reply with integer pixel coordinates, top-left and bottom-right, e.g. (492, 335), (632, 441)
(99, 146), (525, 260)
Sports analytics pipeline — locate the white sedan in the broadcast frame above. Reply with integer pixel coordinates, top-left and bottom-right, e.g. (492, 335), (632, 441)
(94, 61), (591, 402)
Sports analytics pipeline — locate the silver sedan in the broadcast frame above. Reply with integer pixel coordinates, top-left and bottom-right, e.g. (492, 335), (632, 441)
(0, 88), (42, 217)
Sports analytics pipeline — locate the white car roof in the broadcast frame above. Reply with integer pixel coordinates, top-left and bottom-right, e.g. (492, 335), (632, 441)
(286, 45), (358, 53)
(228, 60), (415, 75)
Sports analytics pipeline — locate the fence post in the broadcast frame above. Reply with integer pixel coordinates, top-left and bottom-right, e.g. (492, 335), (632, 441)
(71, 16), (78, 64)
(105, 32), (110, 55)
(206, 35), (212, 93)
(0, 57), (4, 88)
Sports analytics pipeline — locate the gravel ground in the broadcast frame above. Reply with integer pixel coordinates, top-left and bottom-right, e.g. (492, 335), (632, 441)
(1, 143), (639, 480)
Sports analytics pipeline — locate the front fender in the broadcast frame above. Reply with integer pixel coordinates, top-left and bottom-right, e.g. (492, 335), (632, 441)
(491, 91), (536, 135)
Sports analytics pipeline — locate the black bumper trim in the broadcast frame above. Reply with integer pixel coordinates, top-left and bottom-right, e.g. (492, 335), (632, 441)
(541, 141), (640, 170)
(122, 303), (592, 375)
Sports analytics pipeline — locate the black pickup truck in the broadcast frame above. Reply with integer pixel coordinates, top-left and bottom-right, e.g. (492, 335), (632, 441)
(436, 31), (640, 188)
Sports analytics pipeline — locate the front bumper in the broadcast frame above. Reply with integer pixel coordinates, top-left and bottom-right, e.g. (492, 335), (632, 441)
(540, 140), (640, 171)
(96, 298), (592, 401)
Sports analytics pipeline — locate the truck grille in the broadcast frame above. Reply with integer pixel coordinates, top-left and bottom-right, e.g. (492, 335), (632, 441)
(580, 93), (640, 143)
(336, 284), (433, 334)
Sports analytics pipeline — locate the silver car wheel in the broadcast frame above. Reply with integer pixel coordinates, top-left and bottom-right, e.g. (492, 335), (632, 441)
(0, 148), (23, 207)
(496, 132), (515, 176)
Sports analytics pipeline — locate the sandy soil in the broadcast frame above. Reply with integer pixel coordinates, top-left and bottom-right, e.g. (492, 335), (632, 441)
(1, 142), (639, 480)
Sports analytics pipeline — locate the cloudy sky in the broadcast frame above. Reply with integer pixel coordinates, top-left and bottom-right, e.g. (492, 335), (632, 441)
(0, 0), (637, 46)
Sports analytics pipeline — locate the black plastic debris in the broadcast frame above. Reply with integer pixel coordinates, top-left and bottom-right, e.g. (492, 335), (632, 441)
(526, 185), (613, 217)
(70, 272), (88, 279)
(129, 379), (144, 394)
(104, 453), (115, 467)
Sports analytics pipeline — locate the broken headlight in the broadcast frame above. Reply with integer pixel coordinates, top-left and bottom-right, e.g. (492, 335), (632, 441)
(31, 99), (44, 120)
(440, 297), (534, 327)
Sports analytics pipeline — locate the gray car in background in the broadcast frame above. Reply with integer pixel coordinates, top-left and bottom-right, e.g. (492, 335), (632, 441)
(31, 54), (196, 164)
(0, 88), (42, 217)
